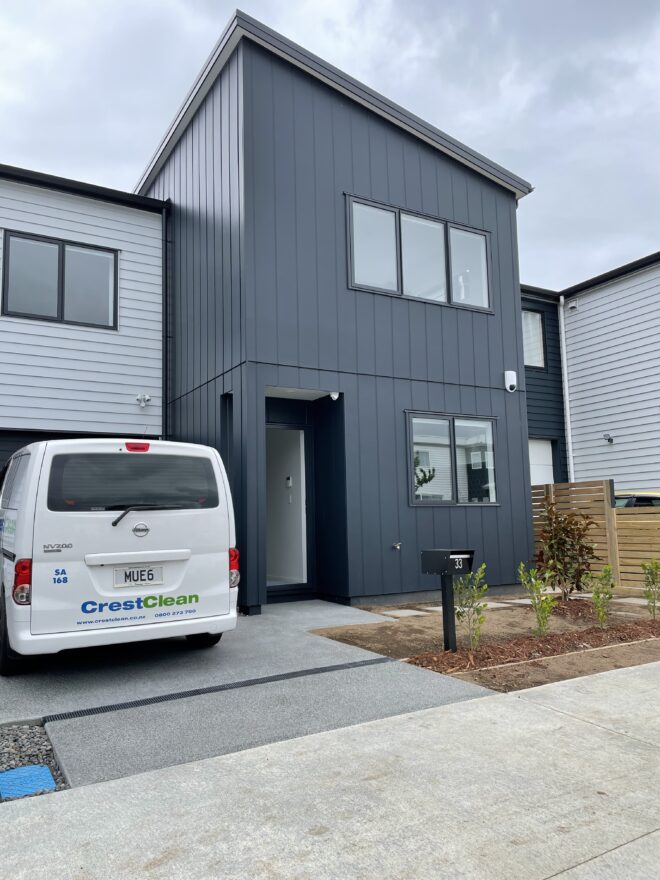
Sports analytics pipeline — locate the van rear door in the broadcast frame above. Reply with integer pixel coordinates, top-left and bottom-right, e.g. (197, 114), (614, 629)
(31, 441), (231, 635)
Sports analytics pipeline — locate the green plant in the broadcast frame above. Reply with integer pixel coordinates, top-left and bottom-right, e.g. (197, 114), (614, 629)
(590, 564), (614, 629)
(414, 452), (436, 497)
(454, 563), (488, 651)
(518, 562), (556, 635)
(641, 560), (660, 620)
(536, 501), (596, 600)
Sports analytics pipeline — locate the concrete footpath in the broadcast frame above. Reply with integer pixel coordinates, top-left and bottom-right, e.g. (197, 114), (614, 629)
(3, 661), (660, 879)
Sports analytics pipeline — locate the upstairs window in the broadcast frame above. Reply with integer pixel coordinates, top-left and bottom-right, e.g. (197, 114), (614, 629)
(522, 310), (545, 367)
(2, 231), (117, 329)
(349, 197), (489, 309)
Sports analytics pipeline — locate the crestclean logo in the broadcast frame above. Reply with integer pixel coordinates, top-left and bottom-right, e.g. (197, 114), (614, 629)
(81, 594), (199, 613)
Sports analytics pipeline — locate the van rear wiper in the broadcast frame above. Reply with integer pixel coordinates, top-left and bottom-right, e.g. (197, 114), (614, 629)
(111, 504), (184, 527)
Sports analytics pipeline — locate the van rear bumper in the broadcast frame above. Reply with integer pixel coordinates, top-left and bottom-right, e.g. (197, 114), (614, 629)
(10, 591), (238, 656)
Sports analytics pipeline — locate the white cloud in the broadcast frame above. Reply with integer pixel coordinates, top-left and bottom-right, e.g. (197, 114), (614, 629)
(0, 0), (658, 287)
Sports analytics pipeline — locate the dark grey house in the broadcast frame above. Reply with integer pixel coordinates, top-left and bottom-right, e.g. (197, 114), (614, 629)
(138, 10), (535, 612)
(520, 285), (568, 484)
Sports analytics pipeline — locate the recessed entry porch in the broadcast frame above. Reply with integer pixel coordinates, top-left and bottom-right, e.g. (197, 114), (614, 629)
(265, 387), (347, 604)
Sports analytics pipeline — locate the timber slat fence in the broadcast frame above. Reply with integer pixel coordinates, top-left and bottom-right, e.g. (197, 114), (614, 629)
(531, 479), (660, 591)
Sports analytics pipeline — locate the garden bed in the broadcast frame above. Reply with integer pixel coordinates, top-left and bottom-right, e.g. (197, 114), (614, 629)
(408, 618), (660, 674)
(313, 600), (660, 691)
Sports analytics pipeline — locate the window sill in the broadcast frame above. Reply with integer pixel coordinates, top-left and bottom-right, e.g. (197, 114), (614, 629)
(1, 310), (117, 332)
(410, 502), (500, 508)
(348, 285), (493, 314)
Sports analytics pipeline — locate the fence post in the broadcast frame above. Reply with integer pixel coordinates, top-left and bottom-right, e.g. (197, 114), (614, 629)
(603, 479), (621, 586)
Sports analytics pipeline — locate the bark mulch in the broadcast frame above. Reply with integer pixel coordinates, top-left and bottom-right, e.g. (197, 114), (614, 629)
(552, 597), (599, 621)
(407, 618), (660, 675)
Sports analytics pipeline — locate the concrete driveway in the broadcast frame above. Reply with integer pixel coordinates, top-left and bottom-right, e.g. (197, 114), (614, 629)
(1, 601), (489, 785)
(3, 661), (659, 879)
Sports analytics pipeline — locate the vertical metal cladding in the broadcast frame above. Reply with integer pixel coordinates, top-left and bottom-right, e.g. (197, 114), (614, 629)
(145, 38), (533, 606)
(521, 293), (569, 482)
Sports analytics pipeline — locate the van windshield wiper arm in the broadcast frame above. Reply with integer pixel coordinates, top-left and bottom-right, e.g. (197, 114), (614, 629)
(111, 504), (184, 527)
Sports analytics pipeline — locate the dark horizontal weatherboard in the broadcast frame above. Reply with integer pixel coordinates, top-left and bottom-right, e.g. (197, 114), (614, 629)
(0, 163), (166, 213)
(135, 9), (533, 199)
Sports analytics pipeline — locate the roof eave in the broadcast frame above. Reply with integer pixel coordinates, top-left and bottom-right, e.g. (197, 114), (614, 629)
(0, 162), (166, 213)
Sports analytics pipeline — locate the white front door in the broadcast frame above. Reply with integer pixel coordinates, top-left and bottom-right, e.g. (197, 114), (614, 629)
(266, 427), (307, 586)
(529, 439), (554, 485)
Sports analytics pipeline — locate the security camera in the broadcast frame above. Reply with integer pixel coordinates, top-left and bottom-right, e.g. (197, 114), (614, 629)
(504, 370), (517, 393)
(329, 391), (340, 401)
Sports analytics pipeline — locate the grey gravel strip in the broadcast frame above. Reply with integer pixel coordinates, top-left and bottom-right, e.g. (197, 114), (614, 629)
(43, 656), (394, 724)
(0, 724), (68, 799)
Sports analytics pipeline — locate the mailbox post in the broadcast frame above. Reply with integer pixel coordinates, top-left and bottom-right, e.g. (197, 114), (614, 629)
(421, 549), (475, 652)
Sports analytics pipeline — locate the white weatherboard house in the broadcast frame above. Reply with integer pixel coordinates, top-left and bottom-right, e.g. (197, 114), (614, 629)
(560, 253), (660, 491)
(0, 165), (166, 465)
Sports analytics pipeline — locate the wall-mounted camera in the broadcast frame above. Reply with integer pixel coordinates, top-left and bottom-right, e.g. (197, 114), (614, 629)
(504, 370), (517, 393)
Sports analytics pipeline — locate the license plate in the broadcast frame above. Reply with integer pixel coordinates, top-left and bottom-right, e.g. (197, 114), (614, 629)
(114, 565), (164, 588)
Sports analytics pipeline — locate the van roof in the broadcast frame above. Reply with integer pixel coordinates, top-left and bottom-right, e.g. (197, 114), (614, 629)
(13, 439), (218, 456)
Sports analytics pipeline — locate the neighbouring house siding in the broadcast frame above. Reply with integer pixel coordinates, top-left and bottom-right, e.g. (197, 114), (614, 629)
(563, 263), (660, 490)
(521, 292), (568, 482)
(0, 178), (163, 435)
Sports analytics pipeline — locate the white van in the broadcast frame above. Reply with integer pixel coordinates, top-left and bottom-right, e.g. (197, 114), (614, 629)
(0, 439), (239, 674)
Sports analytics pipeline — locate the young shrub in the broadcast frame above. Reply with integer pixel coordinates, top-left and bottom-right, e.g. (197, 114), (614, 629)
(454, 563), (488, 651)
(518, 562), (556, 636)
(590, 564), (614, 629)
(537, 501), (596, 600)
(641, 560), (660, 620)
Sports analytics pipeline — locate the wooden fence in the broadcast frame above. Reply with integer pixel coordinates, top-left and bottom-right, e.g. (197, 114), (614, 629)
(615, 508), (660, 590)
(532, 479), (660, 592)
(531, 480), (619, 581)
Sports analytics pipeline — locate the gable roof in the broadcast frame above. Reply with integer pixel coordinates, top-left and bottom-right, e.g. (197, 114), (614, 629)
(135, 9), (533, 199)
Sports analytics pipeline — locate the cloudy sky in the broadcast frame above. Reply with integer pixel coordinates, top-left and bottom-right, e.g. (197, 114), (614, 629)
(1, 0), (657, 289)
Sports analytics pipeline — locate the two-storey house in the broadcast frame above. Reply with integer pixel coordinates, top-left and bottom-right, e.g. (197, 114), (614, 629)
(136, 11), (534, 613)
(523, 251), (660, 492)
(0, 164), (166, 466)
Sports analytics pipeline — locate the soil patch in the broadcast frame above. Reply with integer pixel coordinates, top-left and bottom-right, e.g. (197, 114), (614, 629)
(313, 603), (639, 660)
(313, 600), (659, 691)
(455, 639), (660, 692)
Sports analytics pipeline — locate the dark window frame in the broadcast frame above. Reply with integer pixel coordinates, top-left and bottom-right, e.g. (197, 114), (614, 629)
(346, 194), (493, 312)
(521, 307), (547, 371)
(1, 229), (119, 330)
(406, 410), (498, 507)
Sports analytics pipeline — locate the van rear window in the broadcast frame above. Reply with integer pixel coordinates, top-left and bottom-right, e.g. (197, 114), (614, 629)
(47, 453), (219, 512)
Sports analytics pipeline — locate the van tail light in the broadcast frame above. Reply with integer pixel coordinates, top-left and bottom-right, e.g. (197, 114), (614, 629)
(13, 559), (32, 605)
(126, 442), (150, 452)
(229, 548), (240, 588)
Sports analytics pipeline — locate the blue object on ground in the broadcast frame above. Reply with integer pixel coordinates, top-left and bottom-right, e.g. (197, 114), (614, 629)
(0, 765), (56, 801)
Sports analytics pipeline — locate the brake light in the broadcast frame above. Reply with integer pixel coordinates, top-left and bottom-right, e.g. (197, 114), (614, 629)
(13, 559), (32, 605)
(229, 548), (240, 588)
(126, 442), (150, 452)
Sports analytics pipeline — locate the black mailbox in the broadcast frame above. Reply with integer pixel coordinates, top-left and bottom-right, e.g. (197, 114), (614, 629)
(421, 549), (474, 577)
(421, 548), (475, 653)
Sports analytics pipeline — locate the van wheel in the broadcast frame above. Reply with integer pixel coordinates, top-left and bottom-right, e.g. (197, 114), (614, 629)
(185, 632), (223, 649)
(0, 593), (25, 676)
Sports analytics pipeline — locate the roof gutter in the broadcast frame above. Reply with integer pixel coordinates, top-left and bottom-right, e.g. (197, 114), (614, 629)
(558, 295), (575, 481)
